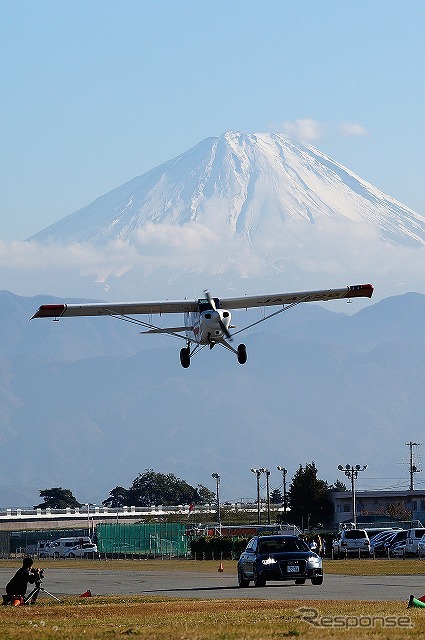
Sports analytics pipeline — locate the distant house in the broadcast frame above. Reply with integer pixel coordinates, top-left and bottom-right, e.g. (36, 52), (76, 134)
(331, 490), (425, 527)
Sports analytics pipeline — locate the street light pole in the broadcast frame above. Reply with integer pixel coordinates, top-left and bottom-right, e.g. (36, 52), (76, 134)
(337, 464), (368, 528)
(85, 503), (96, 537)
(250, 468), (262, 525)
(277, 466), (288, 516)
(211, 473), (221, 534)
(85, 503), (90, 536)
(260, 468), (271, 524)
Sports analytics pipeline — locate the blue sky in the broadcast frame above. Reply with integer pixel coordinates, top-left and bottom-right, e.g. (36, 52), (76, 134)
(2, 0), (425, 242)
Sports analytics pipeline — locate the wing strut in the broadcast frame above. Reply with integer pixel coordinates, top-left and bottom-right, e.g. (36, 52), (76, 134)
(231, 297), (308, 337)
(107, 311), (199, 345)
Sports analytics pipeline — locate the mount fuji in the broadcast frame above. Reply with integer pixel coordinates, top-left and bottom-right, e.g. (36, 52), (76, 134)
(30, 131), (425, 248)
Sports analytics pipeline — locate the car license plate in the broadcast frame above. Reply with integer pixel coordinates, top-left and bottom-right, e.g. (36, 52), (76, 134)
(287, 565), (299, 572)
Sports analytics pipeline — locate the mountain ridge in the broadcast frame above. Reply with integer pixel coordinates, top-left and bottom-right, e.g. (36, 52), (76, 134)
(0, 289), (424, 506)
(29, 131), (425, 247)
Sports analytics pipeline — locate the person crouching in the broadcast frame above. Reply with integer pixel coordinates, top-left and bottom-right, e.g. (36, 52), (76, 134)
(3, 557), (40, 605)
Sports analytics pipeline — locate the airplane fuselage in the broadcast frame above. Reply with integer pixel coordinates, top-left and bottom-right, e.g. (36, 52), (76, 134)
(185, 298), (232, 345)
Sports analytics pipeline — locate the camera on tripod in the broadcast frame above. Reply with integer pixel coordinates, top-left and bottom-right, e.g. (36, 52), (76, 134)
(25, 568), (60, 605)
(32, 568), (44, 586)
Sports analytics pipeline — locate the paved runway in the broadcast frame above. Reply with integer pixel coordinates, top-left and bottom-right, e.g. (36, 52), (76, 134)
(1, 568), (424, 602)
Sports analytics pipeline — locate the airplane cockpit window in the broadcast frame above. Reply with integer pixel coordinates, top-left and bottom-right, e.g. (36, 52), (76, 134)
(198, 298), (220, 313)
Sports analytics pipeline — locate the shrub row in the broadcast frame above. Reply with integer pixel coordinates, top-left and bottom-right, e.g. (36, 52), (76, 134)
(190, 536), (248, 559)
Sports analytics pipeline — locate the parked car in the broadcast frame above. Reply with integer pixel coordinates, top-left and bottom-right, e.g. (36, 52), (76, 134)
(418, 535), (425, 557)
(389, 540), (407, 557)
(63, 543), (99, 558)
(383, 530), (408, 555)
(417, 534), (425, 557)
(369, 529), (401, 546)
(332, 529), (370, 558)
(405, 528), (425, 556)
(237, 535), (323, 587)
(365, 528), (397, 541)
(370, 530), (404, 556)
(46, 537), (93, 558)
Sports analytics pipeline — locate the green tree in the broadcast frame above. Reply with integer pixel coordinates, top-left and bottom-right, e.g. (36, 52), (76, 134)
(288, 462), (333, 528)
(270, 488), (284, 504)
(126, 469), (199, 507)
(34, 487), (81, 509)
(102, 486), (130, 508)
(196, 484), (215, 505)
(329, 479), (348, 492)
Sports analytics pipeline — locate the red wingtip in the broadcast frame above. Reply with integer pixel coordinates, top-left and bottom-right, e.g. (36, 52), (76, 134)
(31, 304), (66, 319)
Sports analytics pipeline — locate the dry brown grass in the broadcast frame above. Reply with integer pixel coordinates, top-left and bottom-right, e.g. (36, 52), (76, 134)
(0, 559), (424, 638)
(0, 596), (423, 640)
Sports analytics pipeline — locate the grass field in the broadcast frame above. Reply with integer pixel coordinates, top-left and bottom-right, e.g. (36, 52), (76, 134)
(0, 559), (424, 639)
(0, 596), (423, 640)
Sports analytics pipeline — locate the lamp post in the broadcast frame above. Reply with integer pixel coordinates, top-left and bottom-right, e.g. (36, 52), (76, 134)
(337, 464), (368, 528)
(211, 473), (221, 533)
(259, 468), (271, 524)
(84, 503), (90, 535)
(85, 503), (96, 536)
(250, 468), (262, 525)
(277, 466), (288, 516)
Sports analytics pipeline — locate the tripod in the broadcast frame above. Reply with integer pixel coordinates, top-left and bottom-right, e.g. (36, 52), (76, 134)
(24, 576), (61, 605)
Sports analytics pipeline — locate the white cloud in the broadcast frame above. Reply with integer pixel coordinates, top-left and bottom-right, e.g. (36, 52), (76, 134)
(283, 118), (324, 142)
(338, 122), (367, 137)
(1, 220), (425, 303)
(278, 119), (366, 142)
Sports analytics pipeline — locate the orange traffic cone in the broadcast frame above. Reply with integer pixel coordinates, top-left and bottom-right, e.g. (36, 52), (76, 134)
(80, 590), (92, 597)
(218, 562), (224, 572)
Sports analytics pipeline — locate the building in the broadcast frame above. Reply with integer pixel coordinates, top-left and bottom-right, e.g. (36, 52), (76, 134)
(331, 490), (425, 527)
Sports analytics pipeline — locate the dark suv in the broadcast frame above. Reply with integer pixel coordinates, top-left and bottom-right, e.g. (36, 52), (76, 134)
(237, 535), (323, 587)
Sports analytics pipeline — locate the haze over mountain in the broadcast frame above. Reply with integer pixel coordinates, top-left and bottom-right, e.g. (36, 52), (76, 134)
(0, 289), (424, 508)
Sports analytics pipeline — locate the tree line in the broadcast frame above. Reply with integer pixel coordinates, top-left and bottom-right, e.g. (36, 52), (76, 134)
(34, 463), (347, 527)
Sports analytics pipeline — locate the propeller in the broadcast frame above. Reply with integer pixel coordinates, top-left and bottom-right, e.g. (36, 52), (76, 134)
(204, 290), (232, 341)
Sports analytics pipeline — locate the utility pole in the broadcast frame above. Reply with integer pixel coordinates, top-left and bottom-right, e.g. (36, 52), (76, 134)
(406, 442), (421, 491)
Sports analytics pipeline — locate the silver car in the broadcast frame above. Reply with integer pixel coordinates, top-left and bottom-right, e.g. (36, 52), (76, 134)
(332, 529), (370, 558)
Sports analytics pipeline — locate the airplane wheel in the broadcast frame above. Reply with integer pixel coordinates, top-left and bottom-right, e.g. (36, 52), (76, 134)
(180, 347), (190, 368)
(237, 343), (247, 364)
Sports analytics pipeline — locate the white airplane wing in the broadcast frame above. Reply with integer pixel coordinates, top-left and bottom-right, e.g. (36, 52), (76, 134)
(32, 284), (373, 319)
(220, 284), (373, 309)
(32, 299), (198, 319)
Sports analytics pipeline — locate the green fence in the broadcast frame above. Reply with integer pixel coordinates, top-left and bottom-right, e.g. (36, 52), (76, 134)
(0, 532), (10, 558)
(96, 523), (188, 556)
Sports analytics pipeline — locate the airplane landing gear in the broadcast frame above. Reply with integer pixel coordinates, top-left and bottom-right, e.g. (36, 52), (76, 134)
(180, 347), (191, 368)
(237, 343), (247, 364)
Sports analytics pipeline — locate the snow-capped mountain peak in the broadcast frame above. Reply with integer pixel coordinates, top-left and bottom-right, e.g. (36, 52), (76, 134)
(29, 130), (425, 247)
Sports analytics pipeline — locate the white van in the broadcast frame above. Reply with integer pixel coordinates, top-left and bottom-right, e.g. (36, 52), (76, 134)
(405, 528), (425, 555)
(46, 537), (93, 558)
(25, 540), (52, 556)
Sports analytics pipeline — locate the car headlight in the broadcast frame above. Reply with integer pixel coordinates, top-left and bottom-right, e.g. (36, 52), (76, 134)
(262, 557), (277, 565)
(307, 556), (322, 567)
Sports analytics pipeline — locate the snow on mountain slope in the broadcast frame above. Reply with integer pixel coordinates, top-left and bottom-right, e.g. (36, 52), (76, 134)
(29, 131), (425, 247)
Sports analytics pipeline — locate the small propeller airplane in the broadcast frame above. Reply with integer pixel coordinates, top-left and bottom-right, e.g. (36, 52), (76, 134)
(32, 283), (373, 368)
